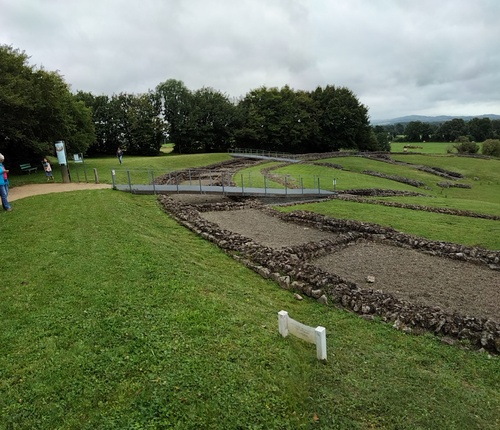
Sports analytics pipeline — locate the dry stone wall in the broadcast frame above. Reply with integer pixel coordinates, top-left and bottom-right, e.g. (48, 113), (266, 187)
(158, 195), (500, 353)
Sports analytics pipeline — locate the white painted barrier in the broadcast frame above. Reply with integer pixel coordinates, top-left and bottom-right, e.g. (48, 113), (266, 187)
(278, 310), (327, 362)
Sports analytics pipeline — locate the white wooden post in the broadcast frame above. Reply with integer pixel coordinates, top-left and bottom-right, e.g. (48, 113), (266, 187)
(278, 310), (289, 337)
(315, 326), (327, 361)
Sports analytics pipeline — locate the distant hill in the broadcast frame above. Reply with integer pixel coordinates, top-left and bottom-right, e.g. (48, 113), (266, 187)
(371, 114), (500, 125)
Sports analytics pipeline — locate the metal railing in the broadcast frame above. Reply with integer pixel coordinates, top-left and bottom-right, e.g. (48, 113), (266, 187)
(228, 148), (303, 162)
(111, 168), (338, 197)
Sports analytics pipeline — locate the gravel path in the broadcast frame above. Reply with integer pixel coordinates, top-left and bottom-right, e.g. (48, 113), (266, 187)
(8, 183), (111, 201)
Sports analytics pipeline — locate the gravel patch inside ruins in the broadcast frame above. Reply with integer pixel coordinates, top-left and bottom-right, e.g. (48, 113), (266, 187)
(314, 241), (500, 322)
(201, 208), (337, 248)
(199, 205), (500, 322)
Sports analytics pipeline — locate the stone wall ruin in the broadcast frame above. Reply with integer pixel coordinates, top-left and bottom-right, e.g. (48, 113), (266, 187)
(158, 194), (500, 354)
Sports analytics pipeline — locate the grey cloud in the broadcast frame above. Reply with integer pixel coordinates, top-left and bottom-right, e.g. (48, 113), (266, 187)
(1, 0), (500, 120)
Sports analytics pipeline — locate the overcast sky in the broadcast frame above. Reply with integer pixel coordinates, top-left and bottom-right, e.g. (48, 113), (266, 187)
(1, 0), (499, 121)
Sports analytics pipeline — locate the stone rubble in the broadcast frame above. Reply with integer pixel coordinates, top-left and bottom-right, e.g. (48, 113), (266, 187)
(158, 194), (500, 354)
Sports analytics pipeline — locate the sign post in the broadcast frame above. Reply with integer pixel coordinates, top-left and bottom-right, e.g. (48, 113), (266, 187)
(55, 140), (70, 183)
(73, 153), (87, 182)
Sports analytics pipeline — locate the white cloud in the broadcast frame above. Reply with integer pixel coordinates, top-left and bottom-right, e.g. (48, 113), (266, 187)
(1, 0), (499, 120)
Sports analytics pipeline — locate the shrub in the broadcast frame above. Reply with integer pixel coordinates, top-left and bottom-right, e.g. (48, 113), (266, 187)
(453, 136), (479, 154)
(481, 139), (500, 157)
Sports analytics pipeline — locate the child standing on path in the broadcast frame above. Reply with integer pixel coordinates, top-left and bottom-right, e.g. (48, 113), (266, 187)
(42, 158), (54, 181)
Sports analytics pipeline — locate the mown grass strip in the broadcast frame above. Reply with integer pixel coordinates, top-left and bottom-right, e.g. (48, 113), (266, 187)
(278, 199), (500, 250)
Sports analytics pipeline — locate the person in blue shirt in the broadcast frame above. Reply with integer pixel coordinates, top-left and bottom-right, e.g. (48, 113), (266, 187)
(0, 153), (12, 211)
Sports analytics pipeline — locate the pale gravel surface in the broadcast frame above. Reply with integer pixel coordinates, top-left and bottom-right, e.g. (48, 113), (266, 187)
(314, 241), (500, 322)
(8, 183), (111, 201)
(201, 209), (338, 248)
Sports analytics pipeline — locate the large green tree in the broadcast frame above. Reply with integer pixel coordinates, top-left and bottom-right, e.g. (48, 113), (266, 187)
(112, 92), (164, 156)
(77, 91), (164, 156)
(235, 86), (316, 153)
(0, 44), (94, 162)
(436, 118), (468, 142)
(404, 121), (433, 142)
(235, 85), (371, 153)
(190, 87), (236, 153)
(311, 85), (372, 151)
(468, 117), (492, 142)
(156, 79), (194, 154)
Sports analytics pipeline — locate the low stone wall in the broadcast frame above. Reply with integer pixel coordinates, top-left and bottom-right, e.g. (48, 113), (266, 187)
(362, 170), (426, 188)
(158, 195), (500, 353)
(364, 154), (465, 180)
(437, 181), (472, 189)
(336, 189), (425, 197)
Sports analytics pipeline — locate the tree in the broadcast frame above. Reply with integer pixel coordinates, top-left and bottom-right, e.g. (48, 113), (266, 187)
(156, 79), (194, 154)
(75, 92), (113, 155)
(189, 87), (236, 153)
(235, 86), (317, 153)
(77, 91), (163, 156)
(0, 44), (94, 161)
(491, 120), (500, 139)
(436, 119), (467, 142)
(404, 121), (433, 142)
(372, 127), (391, 151)
(0, 45), (37, 159)
(453, 136), (479, 154)
(311, 85), (372, 151)
(119, 92), (164, 156)
(468, 117), (492, 142)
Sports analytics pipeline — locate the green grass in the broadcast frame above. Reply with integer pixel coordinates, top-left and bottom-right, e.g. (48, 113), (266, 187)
(278, 199), (500, 249)
(8, 152), (232, 187)
(1, 190), (499, 429)
(390, 141), (454, 154)
(270, 153), (499, 249)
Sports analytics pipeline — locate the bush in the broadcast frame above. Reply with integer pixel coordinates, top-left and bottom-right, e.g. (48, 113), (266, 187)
(453, 136), (479, 154)
(481, 139), (500, 157)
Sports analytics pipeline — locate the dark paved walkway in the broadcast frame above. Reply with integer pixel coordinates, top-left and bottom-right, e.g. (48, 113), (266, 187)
(113, 183), (335, 197)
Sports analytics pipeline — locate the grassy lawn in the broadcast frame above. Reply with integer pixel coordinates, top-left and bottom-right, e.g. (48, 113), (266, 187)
(3, 151), (500, 427)
(271, 153), (499, 249)
(277, 199), (500, 249)
(390, 141), (453, 154)
(1, 190), (499, 429)
(8, 152), (232, 187)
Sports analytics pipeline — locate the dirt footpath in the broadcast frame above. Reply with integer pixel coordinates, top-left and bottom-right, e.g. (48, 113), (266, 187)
(8, 183), (111, 201)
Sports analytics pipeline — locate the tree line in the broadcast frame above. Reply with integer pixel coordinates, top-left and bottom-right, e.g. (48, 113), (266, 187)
(1, 44), (388, 164)
(375, 118), (500, 156)
(376, 118), (500, 144)
(77, 79), (382, 156)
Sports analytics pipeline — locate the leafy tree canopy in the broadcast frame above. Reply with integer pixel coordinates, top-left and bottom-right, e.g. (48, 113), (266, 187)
(0, 44), (95, 162)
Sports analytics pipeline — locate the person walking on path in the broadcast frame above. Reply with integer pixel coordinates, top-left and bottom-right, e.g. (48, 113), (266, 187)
(42, 158), (54, 181)
(0, 153), (12, 211)
(117, 147), (123, 164)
